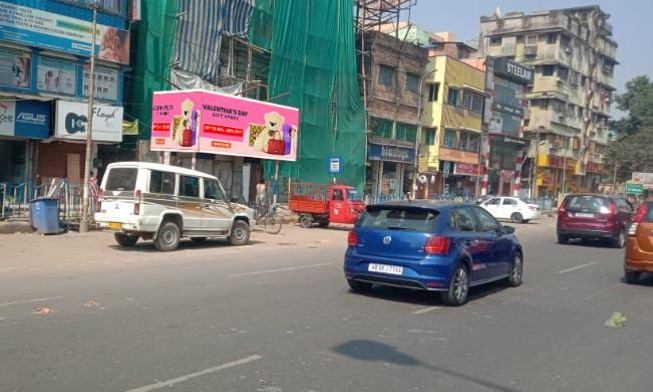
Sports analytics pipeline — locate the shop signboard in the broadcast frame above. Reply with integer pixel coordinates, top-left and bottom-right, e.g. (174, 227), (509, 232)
(0, 100), (50, 138)
(37, 56), (76, 95)
(494, 57), (534, 84)
(454, 162), (480, 176)
(0, 46), (31, 88)
(151, 90), (300, 161)
(329, 157), (341, 174)
(632, 172), (653, 185)
(626, 182), (644, 196)
(82, 65), (119, 102)
(0, 1), (130, 64)
(55, 100), (123, 142)
(367, 143), (415, 164)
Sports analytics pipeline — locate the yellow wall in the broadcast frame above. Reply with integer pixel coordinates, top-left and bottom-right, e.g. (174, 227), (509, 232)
(421, 56), (485, 171)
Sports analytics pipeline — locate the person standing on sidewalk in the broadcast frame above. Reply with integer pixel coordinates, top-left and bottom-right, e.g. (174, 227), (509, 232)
(255, 179), (266, 207)
(89, 171), (99, 219)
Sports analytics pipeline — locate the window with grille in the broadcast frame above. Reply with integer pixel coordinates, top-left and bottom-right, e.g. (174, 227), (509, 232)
(448, 87), (459, 106)
(462, 90), (484, 114)
(396, 122), (416, 143)
(379, 65), (395, 87)
(443, 129), (457, 149)
(428, 83), (440, 101)
(423, 128), (436, 145)
(406, 73), (419, 93)
(370, 117), (393, 139)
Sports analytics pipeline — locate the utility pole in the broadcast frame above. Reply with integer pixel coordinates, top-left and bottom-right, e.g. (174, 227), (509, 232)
(413, 69), (436, 199)
(79, 1), (99, 233)
(532, 126), (542, 198)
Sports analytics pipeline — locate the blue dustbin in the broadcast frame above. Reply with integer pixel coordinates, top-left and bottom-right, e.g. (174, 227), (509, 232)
(30, 197), (60, 234)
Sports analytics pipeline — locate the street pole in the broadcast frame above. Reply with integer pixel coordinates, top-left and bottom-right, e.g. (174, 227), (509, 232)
(413, 69), (436, 200)
(532, 127), (541, 198)
(79, 2), (98, 233)
(561, 154), (567, 195)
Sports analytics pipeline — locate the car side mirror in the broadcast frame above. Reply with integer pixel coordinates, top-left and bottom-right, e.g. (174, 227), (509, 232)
(502, 225), (515, 234)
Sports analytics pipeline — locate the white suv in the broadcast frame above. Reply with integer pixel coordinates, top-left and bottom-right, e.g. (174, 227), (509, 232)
(95, 162), (255, 251)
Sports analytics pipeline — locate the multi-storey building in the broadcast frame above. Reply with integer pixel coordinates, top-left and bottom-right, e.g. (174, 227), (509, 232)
(0, 0), (132, 188)
(419, 37), (485, 198)
(358, 30), (427, 196)
(479, 6), (617, 196)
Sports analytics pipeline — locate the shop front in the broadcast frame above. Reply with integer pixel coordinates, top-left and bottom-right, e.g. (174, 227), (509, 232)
(487, 135), (527, 196)
(440, 161), (480, 199)
(0, 99), (51, 185)
(367, 143), (415, 196)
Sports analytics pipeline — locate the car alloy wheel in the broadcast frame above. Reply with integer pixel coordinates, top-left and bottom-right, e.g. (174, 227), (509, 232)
(453, 267), (469, 302)
(507, 252), (523, 287)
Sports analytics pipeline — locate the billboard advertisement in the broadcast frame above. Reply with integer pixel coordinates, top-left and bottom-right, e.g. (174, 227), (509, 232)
(0, 1), (130, 65)
(0, 100), (50, 139)
(36, 56), (76, 95)
(0, 46), (31, 88)
(55, 100), (123, 143)
(151, 90), (300, 161)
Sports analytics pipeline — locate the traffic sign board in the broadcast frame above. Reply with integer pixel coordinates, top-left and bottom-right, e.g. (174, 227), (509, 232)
(626, 183), (644, 195)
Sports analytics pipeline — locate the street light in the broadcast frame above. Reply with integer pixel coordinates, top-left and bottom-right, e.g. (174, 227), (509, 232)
(79, 1), (99, 233)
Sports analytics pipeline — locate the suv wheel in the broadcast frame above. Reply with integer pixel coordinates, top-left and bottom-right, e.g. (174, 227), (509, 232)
(624, 270), (640, 285)
(114, 233), (139, 247)
(228, 220), (250, 246)
(154, 221), (181, 251)
(506, 252), (523, 287)
(441, 264), (469, 306)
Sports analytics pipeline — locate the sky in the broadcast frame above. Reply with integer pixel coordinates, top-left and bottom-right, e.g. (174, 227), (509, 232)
(411, 0), (652, 96)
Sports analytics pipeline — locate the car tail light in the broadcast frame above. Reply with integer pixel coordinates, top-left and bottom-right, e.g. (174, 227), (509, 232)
(133, 190), (141, 215)
(424, 236), (450, 255)
(628, 204), (649, 236)
(347, 230), (358, 247)
(558, 198), (567, 216)
(528, 205), (538, 211)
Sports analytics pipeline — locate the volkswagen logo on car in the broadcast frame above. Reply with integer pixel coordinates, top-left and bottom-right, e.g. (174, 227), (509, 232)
(383, 236), (392, 245)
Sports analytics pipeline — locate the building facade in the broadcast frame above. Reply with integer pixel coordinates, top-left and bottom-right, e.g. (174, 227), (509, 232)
(0, 0), (131, 188)
(358, 31), (427, 196)
(479, 6), (617, 197)
(419, 42), (485, 199)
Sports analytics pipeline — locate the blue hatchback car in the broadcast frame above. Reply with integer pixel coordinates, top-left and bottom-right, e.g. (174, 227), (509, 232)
(344, 201), (524, 306)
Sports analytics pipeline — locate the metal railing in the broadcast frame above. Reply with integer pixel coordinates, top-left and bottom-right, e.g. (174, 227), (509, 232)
(0, 180), (85, 224)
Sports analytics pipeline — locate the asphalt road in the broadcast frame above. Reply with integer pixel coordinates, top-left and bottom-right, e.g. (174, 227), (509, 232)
(0, 218), (651, 392)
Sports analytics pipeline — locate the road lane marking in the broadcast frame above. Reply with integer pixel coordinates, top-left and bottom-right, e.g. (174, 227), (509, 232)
(227, 262), (333, 278)
(413, 306), (441, 314)
(124, 354), (262, 392)
(0, 296), (64, 307)
(557, 262), (597, 274)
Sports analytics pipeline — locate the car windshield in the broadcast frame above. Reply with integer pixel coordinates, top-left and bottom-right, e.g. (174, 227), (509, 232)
(105, 168), (138, 191)
(347, 189), (363, 201)
(358, 206), (439, 232)
(565, 195), (609, 213)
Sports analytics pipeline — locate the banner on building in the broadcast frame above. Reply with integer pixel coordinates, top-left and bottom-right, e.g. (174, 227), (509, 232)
(151, 90), (300, 161)
(0, 1), (130, 64)
(55, 100), (123, 142)
(0, 46), (31, 89)
(82, 65), (119, 102)
(454, 162), (480, 176)
(0, 100), (50, 138)
(632, 172), (653, 185)
(123, 119), (139, 136)
(37, 56), (76, 95)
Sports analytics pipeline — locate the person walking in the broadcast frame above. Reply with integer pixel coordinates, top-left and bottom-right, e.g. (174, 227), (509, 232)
(89, 171), (99, 219)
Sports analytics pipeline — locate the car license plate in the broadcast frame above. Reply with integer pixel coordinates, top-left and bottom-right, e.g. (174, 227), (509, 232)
(575, 213), (594, 218)
(368, 263), (403, 275)
(108, 222), (123, 230)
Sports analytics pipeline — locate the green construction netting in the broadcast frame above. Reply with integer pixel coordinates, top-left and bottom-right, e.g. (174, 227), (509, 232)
(249, 0), (367, 190)
(125, 0), (179, 141)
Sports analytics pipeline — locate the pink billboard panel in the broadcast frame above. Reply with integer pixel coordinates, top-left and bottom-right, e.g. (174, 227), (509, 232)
(151, 90), (300, 161)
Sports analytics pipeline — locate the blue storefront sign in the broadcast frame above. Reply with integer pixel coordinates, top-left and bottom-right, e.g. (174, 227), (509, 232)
(368, 143), (415, 164)
(0, 100), (50, 139)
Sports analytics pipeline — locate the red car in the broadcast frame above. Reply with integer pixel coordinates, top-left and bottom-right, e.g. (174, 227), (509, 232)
(557, 194), (633, 248)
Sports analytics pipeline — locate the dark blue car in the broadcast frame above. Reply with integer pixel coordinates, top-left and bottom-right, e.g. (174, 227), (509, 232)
(344, 201), (524, 306)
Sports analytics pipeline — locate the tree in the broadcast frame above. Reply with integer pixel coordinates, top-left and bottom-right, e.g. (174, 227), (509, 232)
(613, 76), (653, 135)
(604, 75), (653, 182)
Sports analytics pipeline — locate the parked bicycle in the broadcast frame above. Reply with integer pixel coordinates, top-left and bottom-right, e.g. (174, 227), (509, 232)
(254, 201), (283, 234)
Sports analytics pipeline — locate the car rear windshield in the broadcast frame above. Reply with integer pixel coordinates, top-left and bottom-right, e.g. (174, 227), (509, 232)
(358, 206), (439, 232)
(641, 202), (653, 222)
(105, 168), (138, 191)
(564, 195), (609, 213)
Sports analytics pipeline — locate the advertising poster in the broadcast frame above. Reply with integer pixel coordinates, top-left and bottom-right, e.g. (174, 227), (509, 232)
(151, 90), (300, 161)
(0, 100), (50, 138)
(55, 100), (123, 143)
(37, 56), (76, 95)
(82, 65), (119, 101)
(0, 46), (30, 88)
(0, 1), (130, 64)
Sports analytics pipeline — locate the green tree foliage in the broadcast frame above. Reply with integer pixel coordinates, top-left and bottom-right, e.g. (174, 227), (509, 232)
(606, 76), (653, 181)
